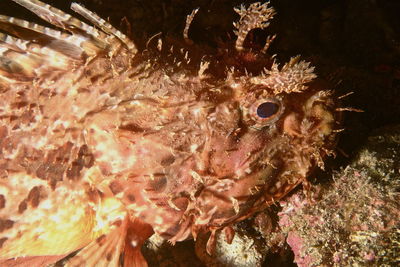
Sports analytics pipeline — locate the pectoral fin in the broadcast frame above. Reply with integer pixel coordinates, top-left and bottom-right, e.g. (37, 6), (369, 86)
(65, 217), (153, 267)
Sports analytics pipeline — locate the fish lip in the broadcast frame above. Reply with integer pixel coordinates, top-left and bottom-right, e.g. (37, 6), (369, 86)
(194, 164), (280, 229)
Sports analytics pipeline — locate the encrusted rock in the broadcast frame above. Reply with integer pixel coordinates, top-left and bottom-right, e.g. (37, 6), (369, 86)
(279, 125), (400, 267)
(195, 226), (268, 267)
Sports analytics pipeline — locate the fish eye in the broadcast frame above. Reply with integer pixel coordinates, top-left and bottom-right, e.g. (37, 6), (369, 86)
(246, 98), (283, 128)
(256, 101), (280, 119)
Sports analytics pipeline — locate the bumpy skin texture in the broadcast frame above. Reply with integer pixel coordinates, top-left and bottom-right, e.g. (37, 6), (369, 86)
(0, 1), (339, 266)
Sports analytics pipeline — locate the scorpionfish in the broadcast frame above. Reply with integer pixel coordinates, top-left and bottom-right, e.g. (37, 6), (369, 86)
(0, 0), (339, 266)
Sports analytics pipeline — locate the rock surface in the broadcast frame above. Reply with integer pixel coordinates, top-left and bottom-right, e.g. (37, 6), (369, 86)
(279, 125), (400, 267)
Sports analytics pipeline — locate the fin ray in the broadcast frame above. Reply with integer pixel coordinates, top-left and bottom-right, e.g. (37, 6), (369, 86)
(10, 0), (136, 54)
(70, 3), (137, 53)
(10, 0), (109, 51)
(65, 218), (128, 267)
(0, 255), (67, 267)
(65, 217), (154, 267)
(11, 0), (100, 34)
(0, 15), (90, 58)
(0, 32), (76, 81)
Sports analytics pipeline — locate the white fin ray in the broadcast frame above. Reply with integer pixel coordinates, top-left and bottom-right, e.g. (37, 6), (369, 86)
(0, 15), (100, 58)
(0, 0), (139, 83)
(10, 0), (136, 54)
(0, 32), (75, 81)
(11, 0), (110, 51)
(11, 0), (104, 36)
(70, 3), (137, 54)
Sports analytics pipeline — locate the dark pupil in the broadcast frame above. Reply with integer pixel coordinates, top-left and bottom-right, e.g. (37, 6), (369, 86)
(256, 102), (279, 118)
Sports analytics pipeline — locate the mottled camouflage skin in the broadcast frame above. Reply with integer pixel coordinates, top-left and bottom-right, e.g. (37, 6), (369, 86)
(0, 1), (338, 266)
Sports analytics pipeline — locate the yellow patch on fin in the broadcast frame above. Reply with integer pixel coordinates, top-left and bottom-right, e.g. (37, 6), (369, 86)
(0, 169), (127, 263)
(0, 254), (67, 267)
(0, 198), (96, 258)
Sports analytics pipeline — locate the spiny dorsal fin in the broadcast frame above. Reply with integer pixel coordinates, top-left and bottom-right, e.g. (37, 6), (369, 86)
(1, 0), (138, 83)
(0, 31), (77, 82)
(70, 2), (137, 54)
(10, 0), (137, 54)
(0, 15), (102, 58)
(11, 0), (105, 36)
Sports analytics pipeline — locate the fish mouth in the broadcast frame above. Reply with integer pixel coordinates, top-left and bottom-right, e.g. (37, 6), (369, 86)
(192, 161), (281, 229)
(191, 87), (338, 230)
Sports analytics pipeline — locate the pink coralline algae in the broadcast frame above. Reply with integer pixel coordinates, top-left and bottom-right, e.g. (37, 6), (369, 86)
(278, 125), (400, 267)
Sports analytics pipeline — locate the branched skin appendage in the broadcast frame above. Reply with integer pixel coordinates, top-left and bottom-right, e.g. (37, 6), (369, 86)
(233, 2), (276, 51)
(250, 56), (317, 95)
(0, 0), (340, 265)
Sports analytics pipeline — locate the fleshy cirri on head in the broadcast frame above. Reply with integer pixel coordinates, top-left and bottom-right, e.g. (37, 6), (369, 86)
(0, 1), (340, 266)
